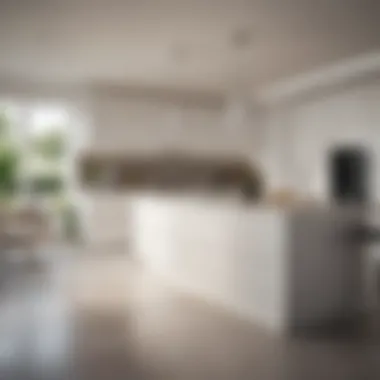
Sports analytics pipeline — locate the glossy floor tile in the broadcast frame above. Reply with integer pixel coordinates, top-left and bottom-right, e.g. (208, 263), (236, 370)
(0, 253), (379, 380)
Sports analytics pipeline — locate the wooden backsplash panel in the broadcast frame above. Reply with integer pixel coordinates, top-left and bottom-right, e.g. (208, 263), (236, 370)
(79, 153), (264, 199)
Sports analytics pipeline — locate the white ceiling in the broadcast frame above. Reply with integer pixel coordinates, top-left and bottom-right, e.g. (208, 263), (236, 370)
(0, 0), (379, 96)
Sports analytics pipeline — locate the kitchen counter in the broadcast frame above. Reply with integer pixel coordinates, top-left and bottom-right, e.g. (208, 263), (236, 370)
(130, 195), (365, 332)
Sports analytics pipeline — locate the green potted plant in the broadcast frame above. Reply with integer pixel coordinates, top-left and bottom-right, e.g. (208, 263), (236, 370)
(0, 110), (20, 205)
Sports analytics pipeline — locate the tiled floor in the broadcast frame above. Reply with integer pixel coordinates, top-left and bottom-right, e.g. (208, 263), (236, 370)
(0, 253), (379, 380)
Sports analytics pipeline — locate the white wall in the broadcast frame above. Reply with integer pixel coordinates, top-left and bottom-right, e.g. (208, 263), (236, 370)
(258, 68), (380, 313)
(82, 76), (380, 245)
(83, 89), (266, 246)
(87, 91), (265, 159)
(262, 77), (380, 201)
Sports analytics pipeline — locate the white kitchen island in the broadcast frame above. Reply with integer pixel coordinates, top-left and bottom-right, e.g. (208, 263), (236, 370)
(130, 195), (365, 333)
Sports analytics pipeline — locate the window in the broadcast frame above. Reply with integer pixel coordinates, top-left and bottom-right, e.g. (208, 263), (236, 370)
(0, 101), (82, 242)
